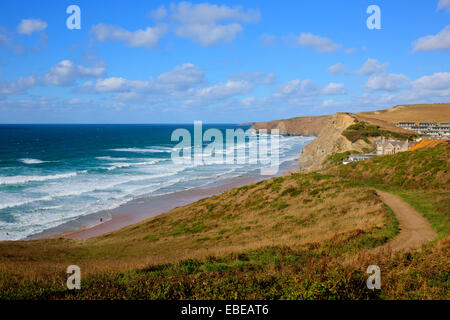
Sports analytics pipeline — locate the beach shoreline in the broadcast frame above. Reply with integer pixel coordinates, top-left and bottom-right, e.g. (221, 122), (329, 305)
(30, 159), (300, 240)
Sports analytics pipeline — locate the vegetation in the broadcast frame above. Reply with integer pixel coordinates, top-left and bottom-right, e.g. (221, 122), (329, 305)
(342, 120), (419, 143)
(326, 150), (360, 165)
(329, 142), (450, 239)
(0, 143), (448, 300)
(331, 142), (449, 190)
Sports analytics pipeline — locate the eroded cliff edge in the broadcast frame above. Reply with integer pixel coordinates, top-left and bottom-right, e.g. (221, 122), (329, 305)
(252, 113), (385, 171)
(297, 113), (373, 171)
(251, 103), (450, 172)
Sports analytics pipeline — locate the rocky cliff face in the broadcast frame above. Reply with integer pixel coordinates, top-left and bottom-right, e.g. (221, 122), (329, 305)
(252, 103), (448, 172)
(298, 113), (373, 171)
(252, 113), (376, 171)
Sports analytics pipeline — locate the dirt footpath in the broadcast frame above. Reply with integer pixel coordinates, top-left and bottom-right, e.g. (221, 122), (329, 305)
(375, 190), (436, 252)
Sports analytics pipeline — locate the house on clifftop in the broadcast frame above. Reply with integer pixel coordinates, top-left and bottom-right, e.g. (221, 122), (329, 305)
(376, 138), (417, 155)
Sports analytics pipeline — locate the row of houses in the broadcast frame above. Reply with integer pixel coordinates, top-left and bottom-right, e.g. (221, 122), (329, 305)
(397, 122), (450, 137)
(397, 122), (450, 127)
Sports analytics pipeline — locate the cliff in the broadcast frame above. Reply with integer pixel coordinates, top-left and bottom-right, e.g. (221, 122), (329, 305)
(251, 115), (331, 136)
(251, 113), (373, 171)
(251, 103), (450, 172)
(298, 113), (373, 171)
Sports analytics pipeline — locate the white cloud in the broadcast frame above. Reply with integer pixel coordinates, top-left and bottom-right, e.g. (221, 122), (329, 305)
(77, 65), (275, 109)
(150, 6), (168, 20)
(295, 33), (341, 53)
(195, 80), (252, 100)
(80, 66), (275, 107)
(241, 96), (256, 106)
(322, 83), (347, 95)
(178, 23), (243, 46)
(365, 73), (409, 92)
(273, 79), (346, 99)
(164, 2), (260, 46)
(235, 78), (351, 112)
(0, 75), (38, 94)
(42, 60), (106, 86)
(92, 3), (259, 48)
(0, 60), (106, 94)
(90, 77), (136, 92)
(0, 95), (97, 112)
(322, 70), (450, 111)
(229, 72), (275, 85)
(170, 2), (259, 26)
(1, 25), (47, 54)
(327, 59), (388, 76)
(157, 63), (205, 89)
(78, 63), (205, 97)
(327, 63), (346, 75)
(67, 98), (92, 105)
(17, 19), (47, 35)
(412, 25), (450, 52)
(91, 23), (168, 48)
(437, 0), (450, 12)
(411, 72), (450, 90)
(358, 59), (388, 75)
(274, 79), (318, 97)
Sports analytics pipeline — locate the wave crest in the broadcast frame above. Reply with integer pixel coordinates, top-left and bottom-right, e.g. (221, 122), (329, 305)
(0, 172), (77, 185)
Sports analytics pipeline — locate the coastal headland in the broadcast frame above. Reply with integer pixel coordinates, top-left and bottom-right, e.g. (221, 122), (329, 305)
(0, 103), (449, 300)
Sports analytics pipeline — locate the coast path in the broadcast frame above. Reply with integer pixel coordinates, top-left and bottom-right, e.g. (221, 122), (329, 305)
(374, 190), (436, 252)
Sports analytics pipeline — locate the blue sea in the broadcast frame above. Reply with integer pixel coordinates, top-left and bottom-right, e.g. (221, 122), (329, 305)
(0, 124), (314, 240)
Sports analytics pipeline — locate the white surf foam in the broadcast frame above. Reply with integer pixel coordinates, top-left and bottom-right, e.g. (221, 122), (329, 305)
(109, 147), (172, 153)
(19, 158), (49, 164)
(0, 172), (78, 185)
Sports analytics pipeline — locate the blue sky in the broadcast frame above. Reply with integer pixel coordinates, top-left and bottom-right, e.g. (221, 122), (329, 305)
(0, 0), (449, 123)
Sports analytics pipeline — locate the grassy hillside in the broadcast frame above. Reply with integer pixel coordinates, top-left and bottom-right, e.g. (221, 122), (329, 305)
(342, 120), (419, 143)
(0, 144), (449, 299)
(331, 141), (449, 190)
(329, 141), (450, 241)
(357, 103), (450, 124)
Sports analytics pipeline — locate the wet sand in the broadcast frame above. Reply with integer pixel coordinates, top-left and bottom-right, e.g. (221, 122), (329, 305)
(64, 176), (258, 239)
(30, 159), (299, 240)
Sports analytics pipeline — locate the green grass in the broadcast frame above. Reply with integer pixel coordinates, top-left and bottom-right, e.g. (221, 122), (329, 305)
(0, 143), (448, 300)
(3, 236), (447, 300)
(342, 121), (419, 143)
(388, 190), (449, 239)
(0, 245), (382, 300)
(143, 234), (159, 242)
(329, 143), (450, 240)
(326, 150), (360, 165)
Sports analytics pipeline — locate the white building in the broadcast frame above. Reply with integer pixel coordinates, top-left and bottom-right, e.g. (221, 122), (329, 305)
(396, 122), (450, 137)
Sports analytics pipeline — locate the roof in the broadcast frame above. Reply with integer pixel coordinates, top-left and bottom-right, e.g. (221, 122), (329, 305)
(377, 140), (408, 147)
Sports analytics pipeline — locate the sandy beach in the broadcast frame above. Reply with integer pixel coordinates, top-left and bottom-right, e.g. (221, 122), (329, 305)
(64, 175), (259, 239)
(30, 159), (299, 240)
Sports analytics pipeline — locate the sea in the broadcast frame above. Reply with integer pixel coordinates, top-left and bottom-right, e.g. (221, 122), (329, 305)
(0, 124), (314, 240)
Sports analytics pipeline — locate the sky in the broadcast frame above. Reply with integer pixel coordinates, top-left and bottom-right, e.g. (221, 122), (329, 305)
(0, 0), (449, 123)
